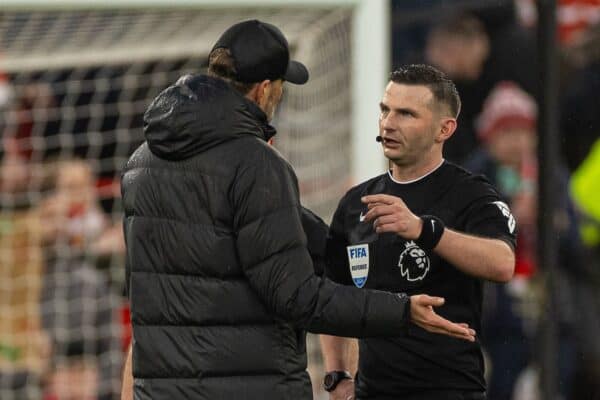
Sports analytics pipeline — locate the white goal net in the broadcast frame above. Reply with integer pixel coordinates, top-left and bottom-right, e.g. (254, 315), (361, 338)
(0, 2), (380, 399)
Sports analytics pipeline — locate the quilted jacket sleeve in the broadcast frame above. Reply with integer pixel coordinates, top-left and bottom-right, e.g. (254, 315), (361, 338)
(231, 147), (410, 337)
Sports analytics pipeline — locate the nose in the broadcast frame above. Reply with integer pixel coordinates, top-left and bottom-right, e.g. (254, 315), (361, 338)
(380, 113), (394, 132)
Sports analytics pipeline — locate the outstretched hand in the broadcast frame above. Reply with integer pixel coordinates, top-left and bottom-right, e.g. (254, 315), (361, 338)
(409, 295), (476, 342)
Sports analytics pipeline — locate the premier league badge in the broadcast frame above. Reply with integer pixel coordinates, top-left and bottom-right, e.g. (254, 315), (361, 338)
(398, 241), (430, 282)
(347, 244), (369, 288)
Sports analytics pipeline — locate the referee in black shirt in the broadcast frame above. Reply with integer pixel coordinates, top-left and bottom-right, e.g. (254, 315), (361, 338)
(320, 65), (516, 400)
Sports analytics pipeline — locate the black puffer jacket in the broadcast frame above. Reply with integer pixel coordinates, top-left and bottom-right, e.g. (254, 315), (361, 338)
(122, 74), (410, 399)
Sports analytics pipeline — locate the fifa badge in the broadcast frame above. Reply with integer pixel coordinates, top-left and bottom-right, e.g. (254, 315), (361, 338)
(347, 244), (369, 288)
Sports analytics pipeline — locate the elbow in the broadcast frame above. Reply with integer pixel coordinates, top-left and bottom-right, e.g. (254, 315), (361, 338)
(493, 250), (516, 283)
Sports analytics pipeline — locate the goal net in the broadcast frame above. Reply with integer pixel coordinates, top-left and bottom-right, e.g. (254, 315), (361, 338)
(0, 2), (381, 399)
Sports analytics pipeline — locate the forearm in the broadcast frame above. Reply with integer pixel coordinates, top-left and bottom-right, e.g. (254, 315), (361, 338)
(121, 343), (133, 400)
(320, 335), (358, 374)
(297, 276), (410, 337)
(435, 228), (515, 282)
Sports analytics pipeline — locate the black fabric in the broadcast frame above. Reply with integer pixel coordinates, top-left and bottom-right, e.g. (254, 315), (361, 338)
(325, 161), (516, 397)
(212, 19), (309, 84)
(122, 74), (411, 399)
(357, 388), (486, 400)
(300, 206), (329, 276)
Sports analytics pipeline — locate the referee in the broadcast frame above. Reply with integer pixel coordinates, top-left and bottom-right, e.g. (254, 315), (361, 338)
(320, 65), (516, 400)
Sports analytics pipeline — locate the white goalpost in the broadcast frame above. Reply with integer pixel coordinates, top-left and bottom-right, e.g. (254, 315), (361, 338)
(1, 0), (389, 213)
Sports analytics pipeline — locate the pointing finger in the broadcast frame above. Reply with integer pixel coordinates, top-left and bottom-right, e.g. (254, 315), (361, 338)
(366, 201), (386, 210)
(363, 205), (396, 222)
(362, 194), (406, 207)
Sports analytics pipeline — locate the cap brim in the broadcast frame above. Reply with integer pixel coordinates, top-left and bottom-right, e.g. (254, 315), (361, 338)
(284, 60), (309, 85)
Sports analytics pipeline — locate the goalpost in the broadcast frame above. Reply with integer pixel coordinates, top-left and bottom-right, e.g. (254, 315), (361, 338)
(0, 1), (388, 398)
(1, 0), (389, 216)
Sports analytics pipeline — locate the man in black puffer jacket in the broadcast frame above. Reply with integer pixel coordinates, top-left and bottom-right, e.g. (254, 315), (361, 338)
(120, 20), (475, 400)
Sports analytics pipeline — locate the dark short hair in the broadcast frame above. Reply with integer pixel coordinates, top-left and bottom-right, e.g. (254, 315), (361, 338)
(389, 64), (461, 118)
(207, 48), (255, 95)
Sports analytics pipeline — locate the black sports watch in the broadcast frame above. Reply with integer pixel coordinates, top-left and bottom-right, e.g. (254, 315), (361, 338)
(323, 370), (353, 392)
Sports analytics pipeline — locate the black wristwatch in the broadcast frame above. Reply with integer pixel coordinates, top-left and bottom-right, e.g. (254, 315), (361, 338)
(323, 370), (353, 392)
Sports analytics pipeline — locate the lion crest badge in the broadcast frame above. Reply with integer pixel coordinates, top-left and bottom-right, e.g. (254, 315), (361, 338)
(398, 241), (430, 282)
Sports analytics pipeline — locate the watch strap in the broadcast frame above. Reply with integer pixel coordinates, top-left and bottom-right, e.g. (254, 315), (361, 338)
(323, 370), (352, 392)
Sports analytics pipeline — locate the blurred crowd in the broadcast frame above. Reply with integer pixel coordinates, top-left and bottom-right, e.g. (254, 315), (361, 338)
(1, 1), (599, 399)
(0, 80), (127, 398)
(0, 150), (126, 399)
(393, 1), (600, 399)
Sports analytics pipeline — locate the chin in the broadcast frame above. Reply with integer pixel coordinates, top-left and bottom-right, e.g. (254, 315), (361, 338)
(383, 149), (404, 161)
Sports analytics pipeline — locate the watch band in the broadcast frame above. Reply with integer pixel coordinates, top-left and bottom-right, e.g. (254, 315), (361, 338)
(323, 370), (353, 392)
(416, 215), (445, 251)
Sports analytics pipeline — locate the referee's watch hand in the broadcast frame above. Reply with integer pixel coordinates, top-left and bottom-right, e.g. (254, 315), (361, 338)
(361, 194), (423, 239)
(409, 295), (476, 342)
(329, 379), (355, 400)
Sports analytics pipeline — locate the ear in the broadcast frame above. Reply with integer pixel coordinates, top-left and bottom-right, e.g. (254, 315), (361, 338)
(255, 80), (271, 107)
(245, 80), (270, 105)
(435, 118), (457, 143)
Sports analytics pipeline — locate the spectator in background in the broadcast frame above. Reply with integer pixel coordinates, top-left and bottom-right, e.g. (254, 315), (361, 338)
(516, 0), (600, 46)
(559, 20), (600, 171)
(425, 12), (537, 165)
(1, 75), (52, 397)
(465, 82), (582, 400)
(0, 136), (50, 400)
(500, 0), (600, 172)
(5, 82), (57, 161)
(39, 160), (121, 400)
(569, 138), (600, 400)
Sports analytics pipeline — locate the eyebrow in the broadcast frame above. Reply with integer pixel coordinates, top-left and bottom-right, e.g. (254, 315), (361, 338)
(379, 102), (418, 116)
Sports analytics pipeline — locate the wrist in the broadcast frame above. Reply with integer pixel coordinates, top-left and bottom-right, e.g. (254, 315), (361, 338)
(323, 370), (353, 392)
(415, 215), (445, 251)
(412, 217), (424, 240)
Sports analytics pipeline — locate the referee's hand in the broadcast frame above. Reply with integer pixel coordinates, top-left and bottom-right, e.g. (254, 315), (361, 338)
(409, 295), (476, 342)
(361, 194), (423, 239)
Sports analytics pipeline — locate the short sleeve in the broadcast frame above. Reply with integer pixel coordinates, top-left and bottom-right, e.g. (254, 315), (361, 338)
(464, 198), (517, 250)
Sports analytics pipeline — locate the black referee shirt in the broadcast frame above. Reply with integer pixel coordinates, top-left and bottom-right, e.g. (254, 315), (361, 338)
(325, 161), (516, 397)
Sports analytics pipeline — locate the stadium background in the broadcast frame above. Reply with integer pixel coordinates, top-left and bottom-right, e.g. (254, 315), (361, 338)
(0, 0), (599, 399)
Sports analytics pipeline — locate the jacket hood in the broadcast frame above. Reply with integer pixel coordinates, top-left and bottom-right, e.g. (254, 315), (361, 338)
(143, 74), (276, 160)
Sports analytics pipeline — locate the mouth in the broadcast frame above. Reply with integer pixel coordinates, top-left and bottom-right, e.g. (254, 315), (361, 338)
(381, 137), (402, 148)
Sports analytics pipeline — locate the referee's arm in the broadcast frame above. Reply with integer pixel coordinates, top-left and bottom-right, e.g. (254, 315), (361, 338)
(432, 229), (514, 282)
(362, 193), (515, 283)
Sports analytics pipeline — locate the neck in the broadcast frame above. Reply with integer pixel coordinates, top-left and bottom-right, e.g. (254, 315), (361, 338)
(391, 155), (444, 182)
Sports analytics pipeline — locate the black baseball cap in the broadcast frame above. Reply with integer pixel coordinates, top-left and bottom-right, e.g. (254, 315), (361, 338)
(211, 19), (309, 85)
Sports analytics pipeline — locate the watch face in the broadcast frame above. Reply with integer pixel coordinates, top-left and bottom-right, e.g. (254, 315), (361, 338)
(324, 371), (350, 392)
(324, 373), (334, 389)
